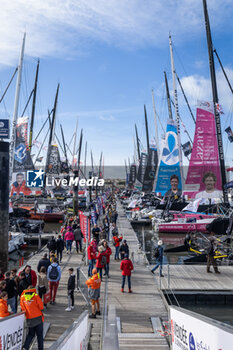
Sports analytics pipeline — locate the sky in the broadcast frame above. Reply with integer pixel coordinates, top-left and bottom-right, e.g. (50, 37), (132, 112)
(0, 0), (233, 167)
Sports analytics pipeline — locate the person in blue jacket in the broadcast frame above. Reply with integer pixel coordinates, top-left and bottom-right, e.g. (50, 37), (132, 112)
(151, 240), (164, 277)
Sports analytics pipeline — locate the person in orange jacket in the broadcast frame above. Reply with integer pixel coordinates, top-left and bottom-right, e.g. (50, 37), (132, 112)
(10, 172), (32, 196)
(20, 285), (44, 350)
(0, 292), (11, 318)
(85, 268), (101, 319)
(113, 233), (123, 260)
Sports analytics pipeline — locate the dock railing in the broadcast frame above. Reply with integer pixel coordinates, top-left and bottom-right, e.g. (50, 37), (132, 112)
(159, 264), (180, 307)
(76, 266), (90, 305)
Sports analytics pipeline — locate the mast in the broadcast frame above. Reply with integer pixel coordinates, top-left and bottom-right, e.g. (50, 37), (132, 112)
(98, 152), (103, 178)
(72, 118), (78, 167)
(9, 33), (26, 179)
(49, 84), (59, 145)
(91, 150), (94, 174)
(135, 124), (141, 161)
(29, 59), (40, 153)
(164, 71), (173, 120)
(169, 35), (184, 184)
(60, 124), (69, 171)
(152, 89), (159, 155)
(73, 129), (83, 215)
(144, 104), (150, 154)
(84, 141), (87, 178)
(203, 0), (228, 203)
(124, 159), (128, 178)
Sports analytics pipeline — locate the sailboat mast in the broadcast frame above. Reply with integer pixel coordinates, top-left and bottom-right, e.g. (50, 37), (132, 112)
(72, 119), (78, 167)
(60, 124), (69, 170)
(203, 0), (228, 203)
(164, 71), (173, 120)
(135, 124), (141, 162)
(84, 141), (87, 178)
(9, 33), (26, 179)
(49, 84), (59, 145)
(29, 59), (40, 153)
(152, 90), (159, 155)
(144, 105), (150, 154)
(169, 35), (184, 183)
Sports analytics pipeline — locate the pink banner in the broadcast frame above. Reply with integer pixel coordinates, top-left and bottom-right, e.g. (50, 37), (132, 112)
(183, 101), (222, 199)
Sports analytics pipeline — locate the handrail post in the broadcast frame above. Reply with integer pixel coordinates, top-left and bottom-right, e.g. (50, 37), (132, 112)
(167, 264), (170, 289)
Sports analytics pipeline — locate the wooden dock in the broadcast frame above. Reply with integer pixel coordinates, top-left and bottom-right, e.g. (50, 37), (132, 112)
(154, 264), (233, 291)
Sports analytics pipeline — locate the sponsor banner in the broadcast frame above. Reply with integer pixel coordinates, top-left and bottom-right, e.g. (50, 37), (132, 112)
(13, 116), (34, 171)
(0, 119), (9, 138)
(142, 148), (158, 193)
(184, 102), (222, 199)
(0, 312), (25, 350)
(79, 211), (90, 243)
(170, 305), (233, 350)
(46, 144), (61, 175)
(129, 164), (137, 184)
(155, 119), (182, 196)
(10, 171), (32, 196)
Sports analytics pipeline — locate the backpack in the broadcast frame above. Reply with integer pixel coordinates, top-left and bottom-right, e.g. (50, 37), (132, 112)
(154, 247), (160, 259)
(101, 254), (107, 265)
(49, 265), (59, 280)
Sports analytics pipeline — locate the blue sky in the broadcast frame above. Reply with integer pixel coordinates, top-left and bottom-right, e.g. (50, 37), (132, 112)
(0, 0), (233, 166)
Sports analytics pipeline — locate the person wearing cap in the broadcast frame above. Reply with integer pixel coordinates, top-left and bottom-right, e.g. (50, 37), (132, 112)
(119, 240), (129, 260)
(120, 254), (134, 293)
(85, 268), (101, 318)
(87, 241), (97, 277)
(37, 253), (51, 273)
(206, 236), (220, 274)
(151, 240), (164, 277)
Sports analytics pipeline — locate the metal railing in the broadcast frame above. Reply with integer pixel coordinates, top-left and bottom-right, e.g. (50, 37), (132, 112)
(159, 264), (180, 307)
(76, 266), (90, 305)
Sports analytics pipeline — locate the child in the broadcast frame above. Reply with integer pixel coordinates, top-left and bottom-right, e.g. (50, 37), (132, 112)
(85, 268), (101, 318)
(38, 267), (49, 308)
(0, 292), (11, 318)
(49, 250), (57, 262)
(120, 254), (134, 293)
(65, 268), (75, 312)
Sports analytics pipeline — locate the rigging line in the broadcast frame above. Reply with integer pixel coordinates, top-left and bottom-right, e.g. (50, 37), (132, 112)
(214, 48), (233, 95)
(170, 98), (193, 145)
(0, 81), (10, 117)
(66, 143), (73, 156)
(34, 127), (50, 165)
(176, 72), (196, 124)
(34, 110), (53, 142)
(55, 132), (65, 155)
(0, 67), (18, 104)
(20, 88), (34, 118)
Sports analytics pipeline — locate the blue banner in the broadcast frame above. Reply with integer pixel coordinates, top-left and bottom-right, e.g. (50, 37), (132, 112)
(0, 119), (9, 138)
(155, 119), (181, 196)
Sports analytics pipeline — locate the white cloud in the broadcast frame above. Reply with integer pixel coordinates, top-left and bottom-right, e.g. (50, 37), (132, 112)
(99, 115), (115, 121)
(179, 68), (233, 112)
(1, 0), (233, 67)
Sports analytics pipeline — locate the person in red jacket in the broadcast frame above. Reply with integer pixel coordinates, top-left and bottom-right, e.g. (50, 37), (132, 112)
(87, 241), (97, 277)
(96, 246), (106, 280)
(0, 292), (11, 318)
(120, 254), (134, 293)
(113, 233), (123, 260)
(21, 265), (37, 288)
(103, 241), (112, 278)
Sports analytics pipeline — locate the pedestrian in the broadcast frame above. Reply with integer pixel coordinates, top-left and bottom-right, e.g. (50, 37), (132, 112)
(49, 251), (57, 262)
(10, 268), (19, 311)
(73, 225), (83, 253)
(0, 292), (11, 318)
(85, 268), (101, 319)
(38, 267), (49, 308)
(47, 257), (61, 304)
(111, 223), (118, 237)
(0, 269), (5, 281)
(20, 285), (44, 350)
(37, 253), (50, 273)
(103, 218), (110, 241)
(151, 240), (164, 277)
(113, 233), (123, 260)
(5, 271), (17, 313)
(47, 235), (57, 253)
(92, 224), (100, 243)
(96, 246), (106, 280)
(112, 210), (118, 224)
(120, 254), (134, 293)
(18, 272), (29, 296)
(103, 241), (112, 278)
(0, 280), (6, 295)
(22, 265), (37, 287)
(56, 235), (65, 263)
(64, 228), (74, 254)
(207, 237), (220, 274)
(87, 241), (97, 277)
(65, 268), (75, 312)
(119, 240), (129, 260)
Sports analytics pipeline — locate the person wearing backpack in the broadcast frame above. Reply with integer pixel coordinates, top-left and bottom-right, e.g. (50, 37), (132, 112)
(96, 246), (106, 280)
(47, 257), (61, 304)
(151, 240), (164, 277)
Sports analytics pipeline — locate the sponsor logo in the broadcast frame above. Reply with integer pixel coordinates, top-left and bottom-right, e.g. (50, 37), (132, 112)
(27, 169), (45, 187)
(189, 332), (195, 350)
